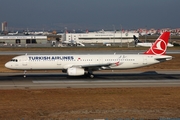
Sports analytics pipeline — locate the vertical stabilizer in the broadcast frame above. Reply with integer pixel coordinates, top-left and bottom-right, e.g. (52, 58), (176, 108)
(144, 32), (170, 55)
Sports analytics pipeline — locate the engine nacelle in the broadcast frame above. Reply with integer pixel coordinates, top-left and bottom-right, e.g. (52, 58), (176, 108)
(67, 67), (85, 76)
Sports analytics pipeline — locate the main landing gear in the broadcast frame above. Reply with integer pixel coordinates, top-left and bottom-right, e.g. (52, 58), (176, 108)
(89, 74), (94, 78)
(85, 71), (94, 78)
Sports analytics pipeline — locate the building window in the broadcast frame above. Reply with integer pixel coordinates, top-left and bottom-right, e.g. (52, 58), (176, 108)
(16, 39), (21, 44)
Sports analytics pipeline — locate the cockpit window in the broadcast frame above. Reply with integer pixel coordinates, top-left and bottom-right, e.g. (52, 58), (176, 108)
(11, 59), (18, 62)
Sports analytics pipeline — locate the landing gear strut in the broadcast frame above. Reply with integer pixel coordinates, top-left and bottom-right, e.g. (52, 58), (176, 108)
(23, 70), (26, 78)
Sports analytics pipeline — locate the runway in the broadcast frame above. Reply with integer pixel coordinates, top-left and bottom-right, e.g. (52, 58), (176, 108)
(0, 71), (179, 89)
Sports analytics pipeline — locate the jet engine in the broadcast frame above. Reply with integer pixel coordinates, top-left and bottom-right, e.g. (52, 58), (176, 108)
(67, 67), (85, 76)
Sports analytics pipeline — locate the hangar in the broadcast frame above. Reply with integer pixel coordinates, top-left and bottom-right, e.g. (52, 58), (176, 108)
(0, 35), (47, 45)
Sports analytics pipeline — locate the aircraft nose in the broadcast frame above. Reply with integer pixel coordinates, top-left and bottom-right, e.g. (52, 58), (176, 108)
(5, 62), (12, 69)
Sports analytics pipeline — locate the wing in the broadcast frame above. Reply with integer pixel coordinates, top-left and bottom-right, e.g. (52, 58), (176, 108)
(72, 62), (123, 70)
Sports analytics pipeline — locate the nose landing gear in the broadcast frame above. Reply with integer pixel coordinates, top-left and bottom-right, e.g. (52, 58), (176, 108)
(23, 70), (26, 78)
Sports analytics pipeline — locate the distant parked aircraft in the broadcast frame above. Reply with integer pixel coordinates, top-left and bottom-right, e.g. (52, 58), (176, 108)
(62, 40), (85, 47)
(133, 35), (174, 47)
(8, 31), (18, 35)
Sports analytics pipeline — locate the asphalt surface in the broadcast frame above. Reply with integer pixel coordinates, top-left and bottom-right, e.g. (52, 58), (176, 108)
(0, 71), (179, 89)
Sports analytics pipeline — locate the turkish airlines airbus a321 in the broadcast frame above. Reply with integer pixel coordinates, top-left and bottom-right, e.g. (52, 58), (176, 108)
(5, 32), (172, 78)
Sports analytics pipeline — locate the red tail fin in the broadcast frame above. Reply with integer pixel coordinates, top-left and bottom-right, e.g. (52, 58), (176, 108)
(144, 32), (170, 55)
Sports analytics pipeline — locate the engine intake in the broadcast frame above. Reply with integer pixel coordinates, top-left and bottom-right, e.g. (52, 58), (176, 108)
(67, 67), (85, 76)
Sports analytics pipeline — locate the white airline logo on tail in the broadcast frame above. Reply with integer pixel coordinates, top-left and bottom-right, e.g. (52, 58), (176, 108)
(151, 39), (167, 55)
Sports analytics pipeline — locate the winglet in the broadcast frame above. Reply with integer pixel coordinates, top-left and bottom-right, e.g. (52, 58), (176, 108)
(144, 32), (170, 55)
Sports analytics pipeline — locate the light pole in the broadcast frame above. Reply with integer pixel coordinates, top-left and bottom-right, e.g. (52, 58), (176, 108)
(145, 26), (147, 42)
(64, 27), (68, 42)
(120, 24), (122, 47)
(113, 25), (116, 46)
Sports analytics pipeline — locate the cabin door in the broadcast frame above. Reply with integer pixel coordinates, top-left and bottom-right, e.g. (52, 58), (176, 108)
(143, 57), (147, 65)
(98, 58), (104, 64)
(57, 60), (62, 66)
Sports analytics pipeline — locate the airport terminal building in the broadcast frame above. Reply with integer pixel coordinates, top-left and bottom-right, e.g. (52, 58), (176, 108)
(0, 35), (47, 44)
(62, 30), (139, 44)
(0, 35), (63, 47)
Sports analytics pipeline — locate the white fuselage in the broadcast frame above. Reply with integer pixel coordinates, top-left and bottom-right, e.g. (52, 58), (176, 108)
(5, 54), (171, 70)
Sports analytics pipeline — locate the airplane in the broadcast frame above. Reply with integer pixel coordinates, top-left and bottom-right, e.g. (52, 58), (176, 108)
(62, 40), (85, 47)
(5, 32), (172, 78)
(8, 31), (18, 35)
(133, 35), (174, 47)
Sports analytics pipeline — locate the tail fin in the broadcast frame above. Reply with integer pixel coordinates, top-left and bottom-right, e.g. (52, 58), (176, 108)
(144, 32), (170, 55)
(133, 35), (141, 46)
(133, 35), (141, 42)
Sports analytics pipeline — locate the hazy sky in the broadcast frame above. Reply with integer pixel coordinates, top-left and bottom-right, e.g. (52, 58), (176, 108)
(0, 0), (180, 31)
